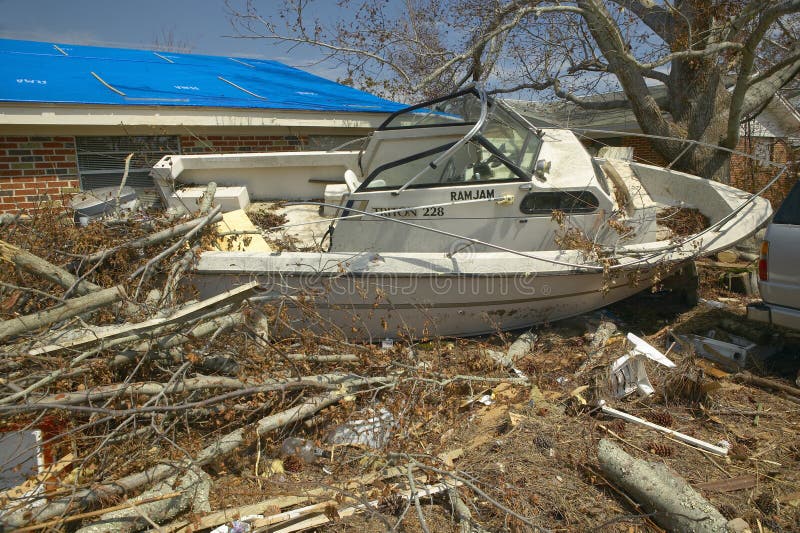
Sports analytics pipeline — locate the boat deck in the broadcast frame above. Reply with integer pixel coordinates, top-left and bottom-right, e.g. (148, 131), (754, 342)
(248, 202), (333, 251)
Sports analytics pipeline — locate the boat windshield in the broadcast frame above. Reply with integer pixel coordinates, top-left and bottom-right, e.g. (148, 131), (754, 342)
(364, 88), (543, 190)
(378, 89), (483, 129)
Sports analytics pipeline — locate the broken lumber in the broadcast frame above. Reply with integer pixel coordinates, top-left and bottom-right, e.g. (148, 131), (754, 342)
(597, 439), (728, 533)
(286, 353), (359, 363)
(0, 285), (125, 341)
(695, 475), (757, 493)
(735, 371), (800, 400)
(261, 482), (457, 533)
(0, 239), (103, 296)
(28, 281), (259, 355)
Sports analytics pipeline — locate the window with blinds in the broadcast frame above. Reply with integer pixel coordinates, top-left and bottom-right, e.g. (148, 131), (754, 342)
(76, 136), (180, 198)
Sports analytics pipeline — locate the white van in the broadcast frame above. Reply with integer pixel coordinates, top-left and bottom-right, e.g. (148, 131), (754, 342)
(747, 179), (800, 330)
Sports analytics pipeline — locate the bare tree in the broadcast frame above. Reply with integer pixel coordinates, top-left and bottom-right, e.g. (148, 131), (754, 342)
(152, 26), (193, 53)
(227, 0), (800, 180)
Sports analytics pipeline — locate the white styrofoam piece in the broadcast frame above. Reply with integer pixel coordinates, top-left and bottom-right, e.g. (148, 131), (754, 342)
(173, 186), (250, 213)
(609, 352), (654, 398)
(627, 332), (676, 367)
(322, 184), (349, 216)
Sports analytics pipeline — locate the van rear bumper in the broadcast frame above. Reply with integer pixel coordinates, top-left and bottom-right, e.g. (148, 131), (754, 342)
(747, 302), (800, 331)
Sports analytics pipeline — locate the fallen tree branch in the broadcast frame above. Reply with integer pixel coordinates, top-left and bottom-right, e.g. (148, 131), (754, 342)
(0, 239), (103, 296)
(74, 467), (210, 533)
(18, 373), (359, 411)
(110, 312), (244, 368)
(0, 285), (125, 341)
(29, 281), (258, 355)
(84, 213), (223, 264)
(735, 371), (800, 399)
(597, 439), (728, 533)
(12, 492), (184, 532)
(1, 376), (393, 528)
(129, 204), (222, 283)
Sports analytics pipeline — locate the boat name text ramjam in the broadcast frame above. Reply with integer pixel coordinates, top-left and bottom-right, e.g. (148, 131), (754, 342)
(450, 189), (496, 201)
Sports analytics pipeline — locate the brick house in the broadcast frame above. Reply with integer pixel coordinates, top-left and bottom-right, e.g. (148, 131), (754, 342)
(0, 39), (402, 213)
(510, 88), (800, 208)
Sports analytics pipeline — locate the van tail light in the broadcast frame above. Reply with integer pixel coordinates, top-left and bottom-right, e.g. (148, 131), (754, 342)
(758, 240), (769, 281)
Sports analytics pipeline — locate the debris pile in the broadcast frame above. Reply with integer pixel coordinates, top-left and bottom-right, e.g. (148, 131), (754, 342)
(1, 198), (800, 531)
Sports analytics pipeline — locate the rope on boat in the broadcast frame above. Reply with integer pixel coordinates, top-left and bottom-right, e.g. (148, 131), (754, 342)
(266, 196), (510, 233)
(281, 200), (607, 271)
(279, 180), (779, 273)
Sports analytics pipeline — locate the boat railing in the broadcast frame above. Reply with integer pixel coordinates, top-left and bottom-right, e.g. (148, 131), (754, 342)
(394, 87), (489, 195)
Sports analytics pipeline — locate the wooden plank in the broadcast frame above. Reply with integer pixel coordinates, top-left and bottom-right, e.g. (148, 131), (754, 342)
(215, 209), (272, 252)
(695, 474), (757, 492)
(265, 482), (458, 533)
(171, 496), (306, 533)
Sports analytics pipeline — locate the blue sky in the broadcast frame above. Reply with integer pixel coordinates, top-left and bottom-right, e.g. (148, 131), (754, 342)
(0, 0), (344, 77)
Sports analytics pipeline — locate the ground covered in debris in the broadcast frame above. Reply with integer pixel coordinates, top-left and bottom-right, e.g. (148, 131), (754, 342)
(1, 203), (799, 532)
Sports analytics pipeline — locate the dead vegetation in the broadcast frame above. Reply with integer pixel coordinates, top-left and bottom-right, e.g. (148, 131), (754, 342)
(1, 200), (799, 532)
(657, 207), (710, 237)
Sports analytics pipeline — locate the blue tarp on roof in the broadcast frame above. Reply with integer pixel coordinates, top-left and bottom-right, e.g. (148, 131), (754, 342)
(0, 38), (405, 113)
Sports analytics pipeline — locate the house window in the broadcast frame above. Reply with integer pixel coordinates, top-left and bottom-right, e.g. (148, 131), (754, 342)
(76, 136), (180, 198)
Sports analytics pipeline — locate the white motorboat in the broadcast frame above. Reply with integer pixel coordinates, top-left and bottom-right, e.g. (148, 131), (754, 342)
(151, 87), (772, 340)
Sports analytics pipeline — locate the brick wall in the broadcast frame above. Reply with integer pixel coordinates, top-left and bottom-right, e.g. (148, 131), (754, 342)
(179, 135), (309, 154)
(0, 136), (79, 213)
(730, 138), (796, 209)
(621, 136), (669, 167)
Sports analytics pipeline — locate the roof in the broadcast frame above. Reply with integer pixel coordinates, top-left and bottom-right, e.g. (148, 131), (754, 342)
(507, 85), (669, 132)
(0, 38), (404, 113)
(507, 85), (800, 140)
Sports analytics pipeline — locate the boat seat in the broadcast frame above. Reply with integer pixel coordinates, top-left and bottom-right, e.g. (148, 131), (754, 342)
(344, 169), (361, 192)
(600, 159), (658, 216)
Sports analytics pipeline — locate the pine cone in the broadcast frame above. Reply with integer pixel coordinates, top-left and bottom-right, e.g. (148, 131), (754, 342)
(754, 492), (777, 515)
(718, 503), (737, 520)
(534, 434), (554, 451)
(646, 442), (674, 457)
(283, 455), (304, 473)
(644, 411), (674, 427)
(606, 419), (626, 434)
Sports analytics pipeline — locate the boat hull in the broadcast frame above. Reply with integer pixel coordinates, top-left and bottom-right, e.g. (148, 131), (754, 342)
(190, 262), (672, 340)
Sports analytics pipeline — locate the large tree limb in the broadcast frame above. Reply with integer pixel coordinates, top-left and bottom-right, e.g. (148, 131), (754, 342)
(84, 213), (223, 264)
(725, 0), (800, 147)
(740, 55), (800, 120)
(598, 439), (728, 532)
(0, 239), (103, 296)
(28, 281), (259, 355)
(0, 285), (125, 341)
(74, 468), (211, 533)
(27, 373), (355, 407)
(607, 0), (674, 43)
(576, 0), (672, 136)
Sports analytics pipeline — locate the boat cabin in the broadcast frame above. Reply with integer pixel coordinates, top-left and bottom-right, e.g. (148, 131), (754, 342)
(327, 87), (651, 253)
